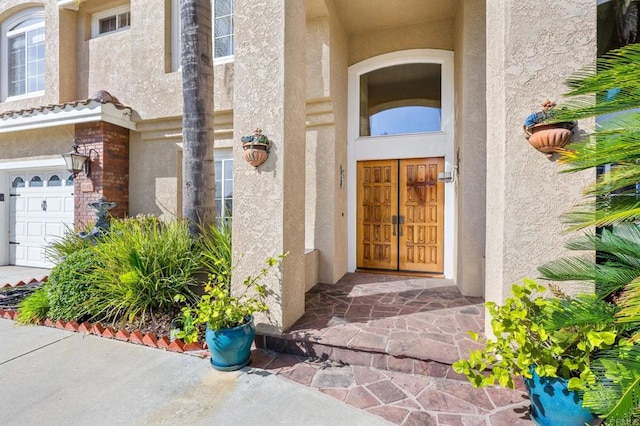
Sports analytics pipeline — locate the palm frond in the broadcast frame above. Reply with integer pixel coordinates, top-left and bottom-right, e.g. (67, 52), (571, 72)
(617, 278), (640, 325)
(583, 345), (640, 420)
(542, 294), (620, 330)
(561, 202), (640, 231)
(552, 45), (640, 121)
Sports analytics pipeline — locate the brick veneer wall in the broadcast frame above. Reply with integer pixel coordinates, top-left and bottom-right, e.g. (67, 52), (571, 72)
(74, 122), (129, 227)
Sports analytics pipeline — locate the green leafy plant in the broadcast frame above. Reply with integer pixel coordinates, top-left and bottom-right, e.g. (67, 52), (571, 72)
(86, 216), (199, 324)
(532, 43), (640, 421)
(174, 253), (286, 344)
(453, 279), (627, 391)
(44, 224), (93, 262)
(199, 221), (232, 282)
(16, 288), (50, 324)
(46, 247), (98, 321)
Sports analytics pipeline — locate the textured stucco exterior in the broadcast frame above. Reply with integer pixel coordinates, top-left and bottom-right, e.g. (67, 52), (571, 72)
(453, 0), (487, 297)
(484, 0), (596, 309)
(0, 0), (601, 332)
(232, 0), (307, 331)
(349, 19), (455, 66)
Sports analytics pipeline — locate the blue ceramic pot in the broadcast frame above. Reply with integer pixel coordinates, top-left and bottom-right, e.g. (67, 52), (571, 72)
(524, 369), (598, 426)
(205, 316), (255, 371)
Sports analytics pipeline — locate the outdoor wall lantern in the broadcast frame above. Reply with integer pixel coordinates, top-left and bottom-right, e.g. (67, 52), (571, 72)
(62, 139), (98, 176)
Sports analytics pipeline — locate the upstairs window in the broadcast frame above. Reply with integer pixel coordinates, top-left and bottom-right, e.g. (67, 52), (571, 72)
(92, 5), (131, 38)
(1, 8), (45, 100)
(213, 0), (234, 58)
(171, 0), (235, 71)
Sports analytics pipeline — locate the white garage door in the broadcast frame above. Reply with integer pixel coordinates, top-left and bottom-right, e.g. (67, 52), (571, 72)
(9, 171), (75, 268)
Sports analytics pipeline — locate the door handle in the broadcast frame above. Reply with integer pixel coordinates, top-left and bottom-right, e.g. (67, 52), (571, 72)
(391, 215), (398, 236)
(398, 216), (405, 237)
(41, 200), (47, 211)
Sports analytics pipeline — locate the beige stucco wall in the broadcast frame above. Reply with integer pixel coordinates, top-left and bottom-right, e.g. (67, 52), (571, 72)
(349, 18), (454, 66)
(485, 0), (596, 310)
(453, 0), (486, 297)
(73, 0), (233, 120)
(233, 0), (307, 332)
(0, 0), (74, 111)
(129, 111), (234, 220)
(0, 126), (73, 159)
(303, 1), (349, 284)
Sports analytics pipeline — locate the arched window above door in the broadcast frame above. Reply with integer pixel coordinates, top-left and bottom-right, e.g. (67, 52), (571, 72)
(359, 63), (442, 137)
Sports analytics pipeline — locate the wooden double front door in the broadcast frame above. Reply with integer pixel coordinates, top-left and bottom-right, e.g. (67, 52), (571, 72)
(357, 158), (444, 274)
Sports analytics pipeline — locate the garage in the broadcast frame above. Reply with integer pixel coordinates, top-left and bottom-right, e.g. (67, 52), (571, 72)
(9, 170), (75, 268)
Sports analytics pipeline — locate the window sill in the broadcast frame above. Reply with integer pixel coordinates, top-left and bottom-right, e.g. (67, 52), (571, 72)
(91, 27), (131, 40)
(2, 91), (45, 104)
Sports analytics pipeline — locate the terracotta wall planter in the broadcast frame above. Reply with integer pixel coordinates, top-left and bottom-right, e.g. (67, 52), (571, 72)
(242, 143), (270, 167)
(525, 121), (575, 158)
(241, 129), (272, 167)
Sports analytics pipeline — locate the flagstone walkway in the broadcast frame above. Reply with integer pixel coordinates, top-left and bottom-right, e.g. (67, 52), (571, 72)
(254, 273), (533, 425)
(251, 349), (532, 425)
(256, 273), (487, 374)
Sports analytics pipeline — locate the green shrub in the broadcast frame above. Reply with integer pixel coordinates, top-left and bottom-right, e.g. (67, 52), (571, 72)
(199, 221), (232, 284)
(45, 224), (93, 262)
(46, 248), (98, 321)
(16, 288), (50, 324)
(87, 216), (199, 323)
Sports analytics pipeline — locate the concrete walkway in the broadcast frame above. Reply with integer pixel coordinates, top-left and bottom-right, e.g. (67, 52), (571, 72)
(0, 319), (388, 426)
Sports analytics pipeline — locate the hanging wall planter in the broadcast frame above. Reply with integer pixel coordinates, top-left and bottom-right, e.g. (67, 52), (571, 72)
(241, 128), (272, 168)
(524, 100), (576, 159)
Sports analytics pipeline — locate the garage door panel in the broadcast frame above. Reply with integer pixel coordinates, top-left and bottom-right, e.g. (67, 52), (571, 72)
(27, 246), (44, 262)
(9, 169), (75, 268)
(13, 197), (26, 212)
(27, 221), (43, 237)
(65, 197), (74, 212)
(45, 222), (64, 236)
(12, 221), (26, 238)
(45, 197), (63, 212)
(27, 198), (43, 212)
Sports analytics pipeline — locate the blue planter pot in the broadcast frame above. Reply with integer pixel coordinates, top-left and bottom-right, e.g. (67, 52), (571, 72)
(524, 369), (598, 426)
(205, 316), (255, 371)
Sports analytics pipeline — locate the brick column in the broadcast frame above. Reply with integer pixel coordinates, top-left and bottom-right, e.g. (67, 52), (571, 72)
(74, 122), (129, 227)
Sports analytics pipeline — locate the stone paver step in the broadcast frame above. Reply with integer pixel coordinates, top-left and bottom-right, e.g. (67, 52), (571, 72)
(257, 274), (486, 375)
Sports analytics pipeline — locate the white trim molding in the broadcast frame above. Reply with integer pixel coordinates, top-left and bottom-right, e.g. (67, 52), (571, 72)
(91, 4), (131, 39)
(0, 101), (136, 133)
(347, 49), (456, 278)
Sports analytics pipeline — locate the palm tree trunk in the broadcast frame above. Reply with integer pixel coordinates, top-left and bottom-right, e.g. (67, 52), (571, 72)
(180, 0), (215, 237)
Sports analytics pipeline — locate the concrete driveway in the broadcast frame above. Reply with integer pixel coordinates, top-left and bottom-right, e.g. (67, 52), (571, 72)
(0, 319), (389, 425)
(0, 266), (49, 288)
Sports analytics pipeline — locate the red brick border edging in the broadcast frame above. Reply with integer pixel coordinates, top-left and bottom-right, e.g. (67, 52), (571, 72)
(0, 307), (209, 358)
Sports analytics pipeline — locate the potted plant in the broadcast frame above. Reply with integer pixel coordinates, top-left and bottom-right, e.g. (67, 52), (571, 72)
(523, 99), (576, 158)
(453, 279), (627, 426)
(241, 128), (272, 168)
(174, 253), (285, 371)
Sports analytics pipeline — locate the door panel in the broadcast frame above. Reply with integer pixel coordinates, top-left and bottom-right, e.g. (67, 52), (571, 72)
(357, 158), (444, 274)
(399, 158), (444, 273)
(357, 160), (398, 270)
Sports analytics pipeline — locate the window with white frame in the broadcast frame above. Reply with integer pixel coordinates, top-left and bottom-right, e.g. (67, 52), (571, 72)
(215, 157), (233, 220)
(213, 0), (234, 58)
(171, 0), (234, 71)
(1, 8), (45, 101)
(91, 5), (131, 38)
